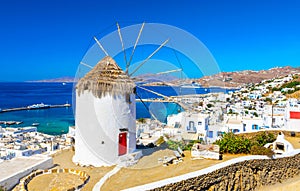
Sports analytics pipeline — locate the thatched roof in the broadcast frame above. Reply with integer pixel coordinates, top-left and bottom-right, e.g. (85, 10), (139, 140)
(77, 56), (135, 98)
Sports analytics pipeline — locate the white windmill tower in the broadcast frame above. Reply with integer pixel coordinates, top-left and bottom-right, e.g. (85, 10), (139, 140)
(73, 23), (181, 167)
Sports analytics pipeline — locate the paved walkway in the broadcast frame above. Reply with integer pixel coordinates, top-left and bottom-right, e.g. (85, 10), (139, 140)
(92, 165), (121, 191)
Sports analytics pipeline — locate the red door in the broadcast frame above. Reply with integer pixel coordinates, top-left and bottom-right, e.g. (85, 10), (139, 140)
(119, 132), (127, 156)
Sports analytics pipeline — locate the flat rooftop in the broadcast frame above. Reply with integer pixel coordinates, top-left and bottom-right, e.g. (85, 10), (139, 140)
(0, 155), (52, 181)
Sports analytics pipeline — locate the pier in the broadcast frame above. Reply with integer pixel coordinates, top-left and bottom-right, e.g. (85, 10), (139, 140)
(136, 98), (190, 111)
(136, 86), (191, 110)
(0, 104), (71, 113)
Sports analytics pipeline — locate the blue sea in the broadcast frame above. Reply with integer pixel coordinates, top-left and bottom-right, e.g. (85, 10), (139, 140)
(0, 82), (235, 135)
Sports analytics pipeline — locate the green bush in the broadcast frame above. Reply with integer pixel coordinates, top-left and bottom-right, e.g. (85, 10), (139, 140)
(207, 103), (214, 108)
(251, 132), (276, 147)
(253, 112), (258, 117)
(250, 145), (274, 157)
(137, 118), (146, 123)
(215, 133), (251, 154)
(166, 139), (184, 150)
(283, 81), (300, 88)
(166, 139), (202, 151)
(182, 140), (202, 151)
(215, 132), (276, 155)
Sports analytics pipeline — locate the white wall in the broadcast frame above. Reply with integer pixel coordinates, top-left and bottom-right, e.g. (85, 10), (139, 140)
(167, 112), (208, 135)
(74, 91), (136, 167)
(0, 155), (52, 191)
(243, 118), (264, 131)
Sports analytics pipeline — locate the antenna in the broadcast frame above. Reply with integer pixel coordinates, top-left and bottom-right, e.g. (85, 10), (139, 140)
(116, 22), (128, 67)
(126, 22), (145, 74)
(94, 36), (109, 56)
(129, 38), (169, 77)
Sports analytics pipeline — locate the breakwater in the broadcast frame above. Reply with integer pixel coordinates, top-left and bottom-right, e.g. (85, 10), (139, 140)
(0, 104), (71, 113)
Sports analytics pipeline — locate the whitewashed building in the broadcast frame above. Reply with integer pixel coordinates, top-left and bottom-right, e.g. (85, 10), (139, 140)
(285, 99), (300, 131)
(73, 56), (137, 167)
(167, 111), (209, 141)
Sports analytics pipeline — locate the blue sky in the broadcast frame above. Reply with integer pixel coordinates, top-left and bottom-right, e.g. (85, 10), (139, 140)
(0, 0), (299, 81)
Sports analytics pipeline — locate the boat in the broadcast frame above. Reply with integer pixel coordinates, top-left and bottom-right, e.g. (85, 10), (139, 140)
(16, 121), (23, 125)
(62, 82), (66, 85)
(5, 121), (16, 125)
(27, 103), (50, 109)
(32, 123), (40, 126)
(180, 82), (202, 89)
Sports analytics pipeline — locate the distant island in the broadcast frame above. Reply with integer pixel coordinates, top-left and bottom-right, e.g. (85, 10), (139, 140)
(27, 77), (75, 83)
(27, 66), (300, 88)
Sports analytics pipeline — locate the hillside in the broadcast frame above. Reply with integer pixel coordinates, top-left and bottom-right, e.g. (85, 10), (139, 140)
(197, 66), (300, 88)
(28, 66), (300, 87)
(28, 77), (75, 83)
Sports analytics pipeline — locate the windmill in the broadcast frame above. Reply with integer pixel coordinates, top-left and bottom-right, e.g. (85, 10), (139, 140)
(73, 22), (184, 167)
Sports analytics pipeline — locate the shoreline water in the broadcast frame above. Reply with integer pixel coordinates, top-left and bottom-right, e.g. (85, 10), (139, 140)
(0, 82), (237, 135)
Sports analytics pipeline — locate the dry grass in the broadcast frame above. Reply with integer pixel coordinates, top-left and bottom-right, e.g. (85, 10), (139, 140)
(286, 90), (300, 99)
(27, 173), (84, 191)
(27, 149), (113, 191)
(101, 151), (246, 191)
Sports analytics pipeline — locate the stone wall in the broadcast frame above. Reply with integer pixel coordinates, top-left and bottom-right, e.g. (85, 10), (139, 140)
(15, 168), (90, 191)
(150, 154), (300, 191)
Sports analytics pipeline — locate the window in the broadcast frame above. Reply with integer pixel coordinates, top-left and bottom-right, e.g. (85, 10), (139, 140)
(187, 121), (194, 131)
(243, 124), (246, 131)
(174, 122), (180, 128)
(208, 131), (213, 138)
(198, 121), (202, 125)
(252, 124), (259, 130)
(187, 121), (196, 132)
(232, 129), (240, 133)
(217, 131), (223, 136)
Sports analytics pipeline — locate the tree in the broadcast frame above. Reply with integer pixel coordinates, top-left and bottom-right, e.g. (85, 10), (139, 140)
(253, 112), (258, 117)
(207, 103), (214, 108)
(265, 97), (272, 104)
(137, 118), (146, 123)
(199, 101), (203, 107)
